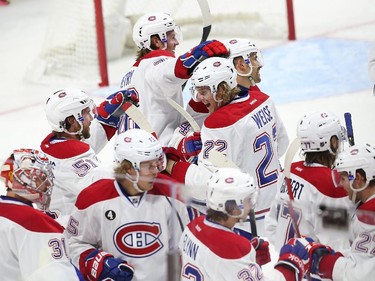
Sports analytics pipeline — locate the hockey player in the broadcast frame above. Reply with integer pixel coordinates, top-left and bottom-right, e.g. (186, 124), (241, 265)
(293, 143), (375, 280)
(41, 88), (138, 226)
(118, 12), (229, 145)
(0, 148), (84, 280)
(66, 128), (189, 281)
(265, 111), (353, 258)
(190, 56), (288, 236)
(180, 167), (316, 281)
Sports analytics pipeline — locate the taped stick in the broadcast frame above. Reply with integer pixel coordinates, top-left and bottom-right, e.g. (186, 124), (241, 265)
(122, 102), (157, 138)
(344, 112), (355, 146)
(166, 97), (201, 132)
(197, 0), (212, 43)
(283, 138), (302, 238)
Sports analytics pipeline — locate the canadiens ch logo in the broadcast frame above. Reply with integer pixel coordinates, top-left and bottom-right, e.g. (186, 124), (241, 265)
(114, 222), (163, 258)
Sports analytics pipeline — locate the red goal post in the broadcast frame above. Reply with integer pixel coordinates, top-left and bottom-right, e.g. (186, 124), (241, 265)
(26, 0), (296, 88)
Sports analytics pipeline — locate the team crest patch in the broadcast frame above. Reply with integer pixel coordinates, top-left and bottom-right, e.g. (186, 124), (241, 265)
(114, 222), (163, 258)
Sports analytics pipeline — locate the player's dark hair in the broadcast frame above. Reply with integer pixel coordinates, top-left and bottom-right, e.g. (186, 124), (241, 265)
(206, 208), (229, 222)
(135, 35), (161, 61)
(114, 160), (133, 181)
(304, 150), (336, 167)
(218, 82), (241, 105)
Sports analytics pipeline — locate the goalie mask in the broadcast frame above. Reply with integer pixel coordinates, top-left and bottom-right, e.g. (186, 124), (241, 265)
(44, 88), (95, 136)
(190, 57), (237, 102)
(0, 149), (53, 211)
(297, 111), (346, 153)
(206, 168), (258, 218)
(133, 12), (181, 50)
(334, 144), (375, 202)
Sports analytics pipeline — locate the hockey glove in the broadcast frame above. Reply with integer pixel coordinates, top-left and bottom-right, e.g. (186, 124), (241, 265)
(251, 237), (271, 266)
(84, 250), (134, 281)
(97, 89), (139, 127)
(293, 237), (336, 274)
(175, 40), (229, 78)
(274, 238), (311, 281)
(177, 132), (202, 161)
(163, 147), (185, 162)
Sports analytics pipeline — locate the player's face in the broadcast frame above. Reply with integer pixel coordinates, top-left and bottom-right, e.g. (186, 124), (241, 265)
(249, 52), (262, 83)
(81, 106), (94, 139)
(136, 158), (161, 191)
(165, 30), (180, 54)
(338, 171), (351, 195)
(194, 86), (219, 114)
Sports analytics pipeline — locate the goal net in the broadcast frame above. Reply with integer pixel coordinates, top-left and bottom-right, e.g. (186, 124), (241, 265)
(26, 0), (292, 88)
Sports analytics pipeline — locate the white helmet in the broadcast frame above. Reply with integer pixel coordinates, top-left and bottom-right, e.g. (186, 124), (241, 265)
(0, 149), (54, 211)
(114, 128), (164, 171)
(297, 111), (346, 152)
(44, 88), (94, 133)
(190, 57), (237, 102)
(207, 168), (258, 218)
(224, 38), (264, 67)
(133, 12), (177, 50)
(335, 143), (375, 189)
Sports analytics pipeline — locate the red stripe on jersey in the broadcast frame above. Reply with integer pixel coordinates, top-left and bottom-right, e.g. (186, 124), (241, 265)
(0, 203), (64, 233)
(189, 216), (252, 259)
(357, 198), (375, 225)
(100, 124), (117, 140)
(75, 179), (119, 210)
(291, 161), (348, 198)
(204, 90), (270, 129)
(40, 133), (90, 159)
(133, 49), (174, 66)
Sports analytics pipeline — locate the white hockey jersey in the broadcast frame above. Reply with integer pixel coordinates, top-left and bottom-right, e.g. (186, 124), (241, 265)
(40, 120), (115, 226)
(0, 196), (83, 281)
(66, 179), (189, 281)
(120, 50), (188, 146)
(179, 215), (296, 281)
(327, 195), (375, 280)
(198, 88), (289, 236)
(265, 161), (354, 252)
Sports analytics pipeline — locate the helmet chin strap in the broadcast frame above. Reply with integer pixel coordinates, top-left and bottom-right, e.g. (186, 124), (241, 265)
(63, 120), (85, 140)
(236, 69), (256, 86)
(350, 181), (368, 203)
(125, 170), (145, 193)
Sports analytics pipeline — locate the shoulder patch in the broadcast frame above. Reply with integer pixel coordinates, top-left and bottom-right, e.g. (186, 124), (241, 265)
(204, 90), (270, 129)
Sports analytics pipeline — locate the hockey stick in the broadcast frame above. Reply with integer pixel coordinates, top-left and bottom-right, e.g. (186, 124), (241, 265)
(197, 0), (212, 43)
(283, 138), (302, 238)
(121, 102), (157, 138)
(283, 138), (313, 281)
(166, 97), (201, 132)
(344, 112), (355, 146)
(208, 150), (258, 237)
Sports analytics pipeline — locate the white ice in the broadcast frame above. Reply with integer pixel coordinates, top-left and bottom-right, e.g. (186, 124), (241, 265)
(0, 0), (374, 278)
